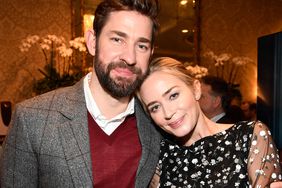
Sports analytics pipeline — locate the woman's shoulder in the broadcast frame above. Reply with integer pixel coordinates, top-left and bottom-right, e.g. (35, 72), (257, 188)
(251, 120), (273, 139)
(231, 120), (257, 131)
(232, 120), (269, 133)
(213, 121), (255, 136)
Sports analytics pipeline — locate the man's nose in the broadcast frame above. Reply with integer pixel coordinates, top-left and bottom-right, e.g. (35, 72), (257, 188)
(119, 45), (137, 66)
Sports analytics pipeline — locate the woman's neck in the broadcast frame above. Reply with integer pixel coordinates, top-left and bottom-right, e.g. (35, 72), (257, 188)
(179, 113), (232, 146)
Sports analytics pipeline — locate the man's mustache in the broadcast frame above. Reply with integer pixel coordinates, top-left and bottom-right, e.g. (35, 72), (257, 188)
(108, 61), (142, 75)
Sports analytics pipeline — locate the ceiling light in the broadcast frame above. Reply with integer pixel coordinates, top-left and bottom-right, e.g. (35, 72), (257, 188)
(180, 0), (188, 6)
(83, 14), (95, 32)
(182, 29), (189, 33)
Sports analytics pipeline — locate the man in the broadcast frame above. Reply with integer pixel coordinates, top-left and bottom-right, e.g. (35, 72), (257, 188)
(0, 0), (162, 187)
(199, 75), (232, 123)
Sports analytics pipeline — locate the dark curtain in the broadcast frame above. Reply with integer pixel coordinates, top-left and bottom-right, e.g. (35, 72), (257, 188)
(257, 31), (282, 149)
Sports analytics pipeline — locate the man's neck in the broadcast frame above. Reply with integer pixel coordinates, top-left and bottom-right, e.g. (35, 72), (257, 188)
(89, 72), (132, 119)
(207, 108), (224, 120)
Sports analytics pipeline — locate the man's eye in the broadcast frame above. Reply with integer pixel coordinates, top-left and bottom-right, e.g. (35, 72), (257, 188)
(138, 44), (149, 51)
(111, 37), (122, 43)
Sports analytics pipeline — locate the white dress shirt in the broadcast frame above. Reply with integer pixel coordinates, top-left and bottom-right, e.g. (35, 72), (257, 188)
(83, 73), (135, 135)
(211, 112), (226, 123)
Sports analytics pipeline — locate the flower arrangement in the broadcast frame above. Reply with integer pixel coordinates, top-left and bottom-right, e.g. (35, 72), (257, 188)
(20, 34), (88, 94)
(185, 64), (209, 79)
(203, 50), (253, 87)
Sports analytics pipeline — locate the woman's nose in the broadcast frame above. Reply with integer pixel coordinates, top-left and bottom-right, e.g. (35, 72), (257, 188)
(163, 105), (175, 120)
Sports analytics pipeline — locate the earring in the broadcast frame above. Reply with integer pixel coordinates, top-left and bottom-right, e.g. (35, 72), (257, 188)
(195, 94), (201, 101)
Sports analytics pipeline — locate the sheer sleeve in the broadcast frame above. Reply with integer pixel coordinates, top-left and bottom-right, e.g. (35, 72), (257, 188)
(248, 121), (282, 187)
(149, 163), (161, 188)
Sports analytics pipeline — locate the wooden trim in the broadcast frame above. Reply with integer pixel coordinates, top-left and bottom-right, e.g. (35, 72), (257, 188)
(194, 0), (201, 65)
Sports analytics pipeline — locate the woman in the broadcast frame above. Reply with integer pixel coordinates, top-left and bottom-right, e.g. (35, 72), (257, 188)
(137, 57), (282, 187)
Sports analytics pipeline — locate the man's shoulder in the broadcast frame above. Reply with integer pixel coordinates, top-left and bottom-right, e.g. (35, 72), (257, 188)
(18, 80), (84, 112)
(216, 114), (231, 123)
(19, 86), (71, 108)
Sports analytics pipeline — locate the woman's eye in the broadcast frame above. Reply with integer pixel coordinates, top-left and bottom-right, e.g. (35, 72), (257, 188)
(148, 105), (160, 113)
(169, 92), (179, 100)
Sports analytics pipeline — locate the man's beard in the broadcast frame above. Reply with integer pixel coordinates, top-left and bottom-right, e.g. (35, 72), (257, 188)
(94, 53), (147, 99)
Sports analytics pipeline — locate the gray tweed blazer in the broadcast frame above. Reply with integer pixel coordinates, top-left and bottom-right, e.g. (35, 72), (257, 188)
(0, 79), (162, 188)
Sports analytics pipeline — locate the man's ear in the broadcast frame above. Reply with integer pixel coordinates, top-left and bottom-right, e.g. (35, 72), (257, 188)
(193, 80), (201, 101)
(213, 96), (221, 108)
(85, 29), (96, 56)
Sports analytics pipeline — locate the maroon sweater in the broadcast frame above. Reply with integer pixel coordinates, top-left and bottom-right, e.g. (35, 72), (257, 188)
(88, 112), (142, 187)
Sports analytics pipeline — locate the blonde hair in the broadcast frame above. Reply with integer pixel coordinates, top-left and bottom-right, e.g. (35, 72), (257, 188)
(147, 57), (195, 85)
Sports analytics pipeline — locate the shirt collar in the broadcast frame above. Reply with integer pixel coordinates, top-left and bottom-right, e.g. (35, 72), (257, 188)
(211, 112), (226, 122)
(83, 72), (135, 122)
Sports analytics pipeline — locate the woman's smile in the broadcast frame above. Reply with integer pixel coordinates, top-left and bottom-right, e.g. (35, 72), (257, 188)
(167, 115), (185, 129)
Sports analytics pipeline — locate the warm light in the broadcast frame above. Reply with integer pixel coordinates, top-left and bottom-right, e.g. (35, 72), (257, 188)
(257, 85), (267, 104)
(250, 70), (258, 101)
(83, 14), (95, 33)
(252, 83), (258, 101)
(182, 29), (189, 33)
(180, 0), (188, 5)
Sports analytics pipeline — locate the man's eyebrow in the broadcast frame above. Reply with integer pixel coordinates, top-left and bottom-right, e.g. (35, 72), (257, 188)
(110, 30), (152, 43)
(110, 30), (127, 38)
(139, 37), (151, 43)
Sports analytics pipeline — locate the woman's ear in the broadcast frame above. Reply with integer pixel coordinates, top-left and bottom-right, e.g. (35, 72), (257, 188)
(193, 80), (201, 101)
(85, 29), (96, 56)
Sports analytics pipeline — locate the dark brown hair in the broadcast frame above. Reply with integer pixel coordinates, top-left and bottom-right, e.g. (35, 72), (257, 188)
(94, 0), (159, 45)
(200, 75), (230, 111)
